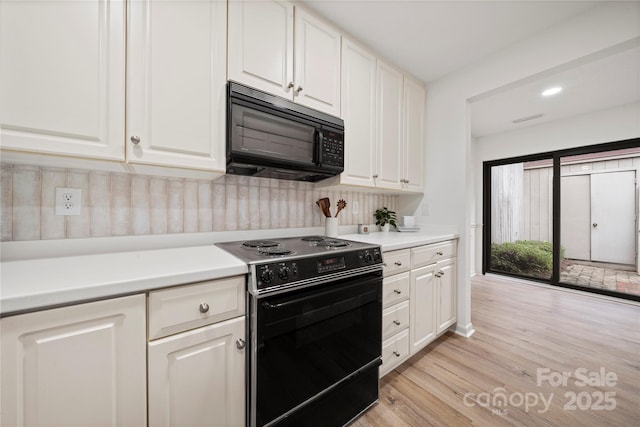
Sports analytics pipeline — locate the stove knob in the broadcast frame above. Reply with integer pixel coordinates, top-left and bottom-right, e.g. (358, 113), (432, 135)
(374, 252), (382, 263)
(278, 266), (290, 280)
(260, 268), (274, 284)
(363, 252), (373, 264)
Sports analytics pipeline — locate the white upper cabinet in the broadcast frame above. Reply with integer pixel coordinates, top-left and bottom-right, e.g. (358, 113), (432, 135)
(228, 1), (341, 117)
(338, 37), (377, 187)
(293, 8), (341, 116)
(375, 60), (404, 191)
(403, 77), (426, 193)
(228, 0), (294, 98)
(127, 0), (227, 174)
(0, 0), (125, 160)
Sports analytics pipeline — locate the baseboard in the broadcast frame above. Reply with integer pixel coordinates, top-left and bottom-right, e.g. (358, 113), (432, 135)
(454, 322), (475, 338)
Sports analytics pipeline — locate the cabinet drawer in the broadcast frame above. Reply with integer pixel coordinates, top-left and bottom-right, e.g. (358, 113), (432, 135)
(148, 276), (245, 340)
(382, 300), (409, 339)
(383, 249), (411, 276)
(382, 272), (410, 307)
(411, 240), (457, 269)
(380, 329), (409, 377)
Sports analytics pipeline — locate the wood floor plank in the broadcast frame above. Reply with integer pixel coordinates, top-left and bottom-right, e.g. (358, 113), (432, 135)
(352, 275), (640, 426)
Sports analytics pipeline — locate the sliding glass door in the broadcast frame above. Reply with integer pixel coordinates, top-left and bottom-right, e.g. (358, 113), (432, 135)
(483, 139), (640, 301)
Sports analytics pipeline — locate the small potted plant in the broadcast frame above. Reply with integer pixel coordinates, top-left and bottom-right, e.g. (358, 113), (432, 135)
(374, 207), (397, 232)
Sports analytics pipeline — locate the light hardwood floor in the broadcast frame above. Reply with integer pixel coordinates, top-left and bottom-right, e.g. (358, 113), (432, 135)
(352, 274), (640, 426)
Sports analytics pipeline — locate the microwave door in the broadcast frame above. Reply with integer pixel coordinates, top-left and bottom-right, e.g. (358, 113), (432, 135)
(230, 104), (315, 166)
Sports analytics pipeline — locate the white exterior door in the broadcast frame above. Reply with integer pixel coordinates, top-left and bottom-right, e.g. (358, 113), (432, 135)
(127, 0), (227, 172)
(591, 171), (637, 265)
(561, 175), (592, 260)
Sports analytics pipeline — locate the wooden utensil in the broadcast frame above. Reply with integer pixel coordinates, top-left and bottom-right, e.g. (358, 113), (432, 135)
(316, 198), (332, 217)
(335, 199), (347, 217)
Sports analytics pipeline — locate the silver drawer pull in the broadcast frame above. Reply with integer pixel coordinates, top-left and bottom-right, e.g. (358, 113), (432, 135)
(393, 351), (401, 357)
(393, 320), (401, 326)
(436, 251), (443, 256)
(199, 302), (210, 313)
(236, 338), (246, 350)
(439, 270), (445, 276)
(393, 289), (402, 294)
(394, 261), (402, 266)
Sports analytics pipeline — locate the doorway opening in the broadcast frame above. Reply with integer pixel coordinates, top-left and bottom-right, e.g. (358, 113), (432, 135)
(483, 139), (640, 301)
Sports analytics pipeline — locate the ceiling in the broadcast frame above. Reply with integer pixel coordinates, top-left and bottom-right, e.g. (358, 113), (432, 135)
(299, 1), (639, 137)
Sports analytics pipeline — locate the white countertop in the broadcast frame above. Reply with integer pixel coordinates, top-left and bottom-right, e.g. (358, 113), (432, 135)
(0, 228), (458, 316)
(342, 230), (458, 251)
(0, 245), (247, 315)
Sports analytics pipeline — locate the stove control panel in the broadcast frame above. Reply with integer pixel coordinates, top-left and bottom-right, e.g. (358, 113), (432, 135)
(254, 247), (382, 290)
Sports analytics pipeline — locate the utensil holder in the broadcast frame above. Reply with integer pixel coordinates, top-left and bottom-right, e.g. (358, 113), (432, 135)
(325, 217), (338, 238)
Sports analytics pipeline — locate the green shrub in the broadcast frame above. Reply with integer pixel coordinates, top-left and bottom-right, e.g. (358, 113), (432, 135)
(490, 240), (563, 278)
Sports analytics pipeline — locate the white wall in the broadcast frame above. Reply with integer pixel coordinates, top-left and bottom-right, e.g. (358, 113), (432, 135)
(422, 1), (640, 337)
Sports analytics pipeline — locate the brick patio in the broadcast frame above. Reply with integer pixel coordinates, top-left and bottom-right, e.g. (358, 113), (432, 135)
(560, 260), (640, 296)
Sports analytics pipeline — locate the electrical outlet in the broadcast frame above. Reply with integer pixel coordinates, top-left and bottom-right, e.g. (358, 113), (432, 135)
(352, 201), (360, 215)
(55, 187), (82, 216)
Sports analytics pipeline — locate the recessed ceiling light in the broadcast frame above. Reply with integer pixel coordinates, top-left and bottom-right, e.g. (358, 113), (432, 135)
(542, 87), (563, 97)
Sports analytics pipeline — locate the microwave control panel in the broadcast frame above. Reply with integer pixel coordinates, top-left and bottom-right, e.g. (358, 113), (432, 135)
(320, 130), (344, 167)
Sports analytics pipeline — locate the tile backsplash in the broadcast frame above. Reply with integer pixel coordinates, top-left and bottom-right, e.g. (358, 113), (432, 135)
(0, 163), (398, 242)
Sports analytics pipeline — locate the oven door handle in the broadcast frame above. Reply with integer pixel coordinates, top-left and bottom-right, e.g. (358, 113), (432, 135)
(261, 278), (379, 311)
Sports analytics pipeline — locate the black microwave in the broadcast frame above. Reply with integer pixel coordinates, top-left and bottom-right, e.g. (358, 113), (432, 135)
(226, 81), (344, 182)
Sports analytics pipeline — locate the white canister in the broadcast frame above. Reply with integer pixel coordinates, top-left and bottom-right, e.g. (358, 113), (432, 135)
(402, 216), (416, 228)
(325, 217), (338, 238)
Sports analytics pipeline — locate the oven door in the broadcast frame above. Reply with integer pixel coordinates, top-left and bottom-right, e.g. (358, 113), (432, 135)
(252, 273), (382, 427)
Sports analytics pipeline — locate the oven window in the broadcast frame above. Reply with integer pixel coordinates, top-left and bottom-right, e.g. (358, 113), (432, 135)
(230, 103), (315, 164)
(255, 276), (382, 426)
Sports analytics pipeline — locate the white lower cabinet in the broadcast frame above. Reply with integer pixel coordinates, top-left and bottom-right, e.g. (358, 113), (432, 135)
(380, 239), (458, 376)
(147, 277), (246, 427)
(0, 295), (147, 427)
(148, 316), (245, 427)
(409, 264), (437, 353)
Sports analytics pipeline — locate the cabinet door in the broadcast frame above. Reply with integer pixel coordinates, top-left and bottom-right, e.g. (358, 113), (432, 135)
(127, 0), (226, 172)
(340, 37), (377, 187)
(0, 0), (125, 160)
(409, 264), (437, 354)
(293, 8), (341, 116)
(148, 316), (246, 427)
(1, 295), (146, 427)
(375, 60), (403, 190)
(228, 0), (294, 98)
(437, 258), (457, 334)
(403, 77), (425, 193)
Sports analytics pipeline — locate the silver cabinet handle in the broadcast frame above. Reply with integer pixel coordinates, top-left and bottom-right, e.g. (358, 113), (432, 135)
(393, 351), (401, 357)
(287, 82), (294, 89)
(393, 289), (402, 294)
(439, 270), (444, 276)
(435, 272), (442, 278)
(394, 261), (402, 266)
(393, 320), (401, 326)
(130, 135), (141, 145)
(199, 302), (209, 313)
(405, 179), (410, 183)
(436, 251), (443, 256)
(592, 223), (598, 227)
(295, 86), (303, 94)
(236, 338), (246, 350)
(372, 174), (378, 178)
